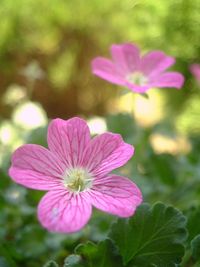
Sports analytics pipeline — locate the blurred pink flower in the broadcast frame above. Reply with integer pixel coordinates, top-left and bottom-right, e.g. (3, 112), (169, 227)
(9, 117), (142, 233)
(190, 64), (200, 84)
(92, 43), (184, 93)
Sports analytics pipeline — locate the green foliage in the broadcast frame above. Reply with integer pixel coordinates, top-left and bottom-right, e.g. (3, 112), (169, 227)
(0, 0), (199, 58)
(75, 240), (123, 267)
(146, 153), (177, 186)
(0, 257), (13, 267)
(43, 261), (59, 267)
(186, 207), (200, 242)
(63, 254), (82, 267)
(106, 113), (136, 140)
(109, 203), (187, 266)
(57, 203), (189, 267)
(191, 235), (200, 261)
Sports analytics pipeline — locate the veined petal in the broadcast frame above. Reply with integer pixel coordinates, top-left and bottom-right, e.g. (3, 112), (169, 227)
(91, 57), (126, 85)
(37, 190), (92, 233)
(9, 144), (64, 190)
(111, 43), (140, 73)
(88, 175), (142, 217)
(140, 51), (175, 77)
(82, 133), (134, 176)
(149, 72), (185, 89)
(47, 117), (90, 167)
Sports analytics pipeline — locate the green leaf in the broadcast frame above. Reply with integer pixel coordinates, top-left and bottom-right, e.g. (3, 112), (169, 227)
(43, 260), (59, 267)
(191, 235), (200, 261)
(109, 202), (187, 266)
(75, 239), (123, 267)
(186, 207), (200, 242)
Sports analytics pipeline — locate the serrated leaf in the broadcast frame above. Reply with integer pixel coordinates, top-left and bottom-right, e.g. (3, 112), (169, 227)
(43, 260), (59, 267)
(109, 202), (187, 267)
(191, 235), (200, 261)
(75, 239), (123, 267)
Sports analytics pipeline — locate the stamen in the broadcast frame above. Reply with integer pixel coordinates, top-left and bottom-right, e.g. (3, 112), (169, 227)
(127, 72), (148, 86)
(62, 167), (93, 193)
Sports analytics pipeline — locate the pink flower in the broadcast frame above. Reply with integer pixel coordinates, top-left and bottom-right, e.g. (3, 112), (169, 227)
(91, 43), (184, 93)
(190, 64), (200, 84)
(9, 117), (142, 233)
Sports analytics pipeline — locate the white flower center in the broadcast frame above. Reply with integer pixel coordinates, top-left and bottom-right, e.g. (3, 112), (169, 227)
(126, 72), (148, 86)
(62, 167), (93, 193)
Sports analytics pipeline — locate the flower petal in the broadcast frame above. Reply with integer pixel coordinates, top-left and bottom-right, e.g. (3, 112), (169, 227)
(125, 82), (150, 93)
(91, 57), (126, 86)
(37, 190), (92, 233)
(89, 175), (142, 217)
(82, 133), (134, 176)
(47, 117), (91, 167)
(190, 64), (200, 82)
(111, 43), (140, 73)
(9, 144), (65, 190)
(149, 72), (185, 89)
(140, 51), (175, 77)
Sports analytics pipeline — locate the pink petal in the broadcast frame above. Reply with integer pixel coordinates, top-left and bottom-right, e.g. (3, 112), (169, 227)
(140, 51), (175, 77)
(47, 117), (91, 167)
(82, 133), (134, 176)
(91, 57), (126, 86)
(37, 190), (92, 233)
(190, 64), (200, 81)
(149, 72), (185, 89)
(88, 175), (142, 217)
(111, 43), (140, 73)
(9, 144), (65, 190)
(125, 82), (151, 93)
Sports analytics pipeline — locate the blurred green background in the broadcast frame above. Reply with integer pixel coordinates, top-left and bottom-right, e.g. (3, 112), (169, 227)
(0, 0), (200, 118)
(1, 0), (200, 266)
